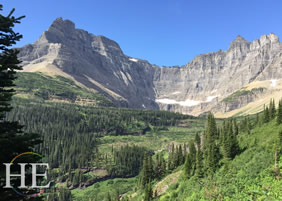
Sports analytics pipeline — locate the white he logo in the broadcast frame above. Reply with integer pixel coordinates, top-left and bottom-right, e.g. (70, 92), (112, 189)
(3, 163), (51, 189)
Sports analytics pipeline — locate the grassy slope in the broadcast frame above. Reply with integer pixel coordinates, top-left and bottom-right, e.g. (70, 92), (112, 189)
(14, 72), (114, 107)
(156, 120), (282, 201)
(72, 177), (138, 201)
(71, 119), (206, 200)
(217, 79), (282, 118)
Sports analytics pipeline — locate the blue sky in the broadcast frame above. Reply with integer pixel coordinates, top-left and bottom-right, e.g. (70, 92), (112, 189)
(1, 0), (282, 66)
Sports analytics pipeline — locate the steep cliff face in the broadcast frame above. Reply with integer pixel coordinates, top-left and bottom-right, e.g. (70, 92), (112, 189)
(18, 18), (282, 116)
(154, 34), (282, 116)
(19, 18), (158, 109)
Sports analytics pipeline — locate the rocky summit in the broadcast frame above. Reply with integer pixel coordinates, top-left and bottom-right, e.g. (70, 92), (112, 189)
(18, 18), (282, 116)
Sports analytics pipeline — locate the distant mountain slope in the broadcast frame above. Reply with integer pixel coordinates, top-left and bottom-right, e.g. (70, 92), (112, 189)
(18, 18), (158, 109)
(18, 18), (282, 116)
(14, 72), (114, 107)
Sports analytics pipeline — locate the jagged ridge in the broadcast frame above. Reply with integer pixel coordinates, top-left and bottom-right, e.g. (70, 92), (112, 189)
(18, 18), (282, 116)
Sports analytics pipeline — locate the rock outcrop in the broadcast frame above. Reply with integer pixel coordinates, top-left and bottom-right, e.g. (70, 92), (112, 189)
(18, 18), (282, 116)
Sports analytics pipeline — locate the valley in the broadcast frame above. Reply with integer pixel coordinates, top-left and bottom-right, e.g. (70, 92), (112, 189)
(5, 74), (282, 200)
(1, 4), (282, 201)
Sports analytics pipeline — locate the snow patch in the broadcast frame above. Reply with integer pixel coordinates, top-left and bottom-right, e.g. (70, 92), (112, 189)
(206, 96), (217, 102)
(270, 79), (277, 87)
(129, 58), (138, 62)
(156, 95), (218, 107)
(172, 91), (181, 95)
(156, 98), (200, 107)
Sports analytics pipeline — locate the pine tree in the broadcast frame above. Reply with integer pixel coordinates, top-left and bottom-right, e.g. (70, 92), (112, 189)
(203, 112), (219, 175)
(269, 99), (273, 119)
(147, 153), (153, 180)
(277, 99), (282, 124)
(264, 105), (270, 123)
(222, 121), (232, 160)
(139, 153), (154, 189)
(184, 141), (196, 178)
(154, 153), (166, 179)
(279, 130), (282, 156)
(139, 154), (149, 188)
(255, 113), (259, 125)
(269, 99), (276, 120)
(194, 133), (203, 178)
(0, 4), (42, 200)
(221, 120), (240, 161)
(144, 182), (153, 201)
(233, 119), (239, 136)
(184, 153), (193, 179)
(168, 143), (175, 171)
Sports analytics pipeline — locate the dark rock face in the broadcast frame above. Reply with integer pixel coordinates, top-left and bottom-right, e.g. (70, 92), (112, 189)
(18, 18), (282, 115)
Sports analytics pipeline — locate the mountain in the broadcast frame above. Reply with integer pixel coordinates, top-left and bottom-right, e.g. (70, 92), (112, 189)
(18, 17), (158, 109)
(18, 18), (282, 116)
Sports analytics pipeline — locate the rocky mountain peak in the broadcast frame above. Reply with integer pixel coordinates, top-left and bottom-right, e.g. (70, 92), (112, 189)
(228, 35), (250, 52)
(259, 33), (280, 45)
(235, 35), (247, 41)
(34, 18), (124, 57)
(35, 17), (77, 45)
(48, 17), (76, 34)
(17, 18), (282, 116)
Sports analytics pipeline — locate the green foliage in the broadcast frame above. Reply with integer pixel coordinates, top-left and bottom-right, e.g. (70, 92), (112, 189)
(46, 188), (73, 201)
(277, 99), (282, 125)
(108, 145), (147, 177)
(139, 153), (154, 189)
(0, 5), (42, 200)
(14, 72), (114, 106)
(184, 141), (196, 179)
(222, 89), (251, 103)
(220, 120), (240, 160)
(167, 143), (185, 172)
(264, 105), (270, 123)
(144, 182), (153, 201)
(72, 177), (137, 201)
(6, 97), (190, 190)
(159, 114), (282, 201)
(222, 88), (265, 103)
(203, 112), (220, 175)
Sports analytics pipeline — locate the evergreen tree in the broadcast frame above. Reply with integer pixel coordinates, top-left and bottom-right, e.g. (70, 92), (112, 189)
(147, 153), (153, 180)
(277, 99), (282, 124)
(263, 105), (270, 123)
(268, 98), (276, 120)
(194, 133), (204, 177)
(221, 120), (240, 161)
(184, 141), (196, 178)
(154, 153), (166, 179)
(184, 153), (193, 179)
(168, 143), (175, 171)
(222, 121), (232, 160)
(144, 182), (153, 201)
(233, 119), (239, 136)
(0, 4), (42, 200)
(255, 113), (260, 126)
(139, 153), (154, 189)
(195, 148), (204, 178)
(203, 112), (220, 175)
(279, 130), (282, 156)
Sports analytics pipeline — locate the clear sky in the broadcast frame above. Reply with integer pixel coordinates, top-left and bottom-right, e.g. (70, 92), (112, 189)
(1, 0), (282, 66)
